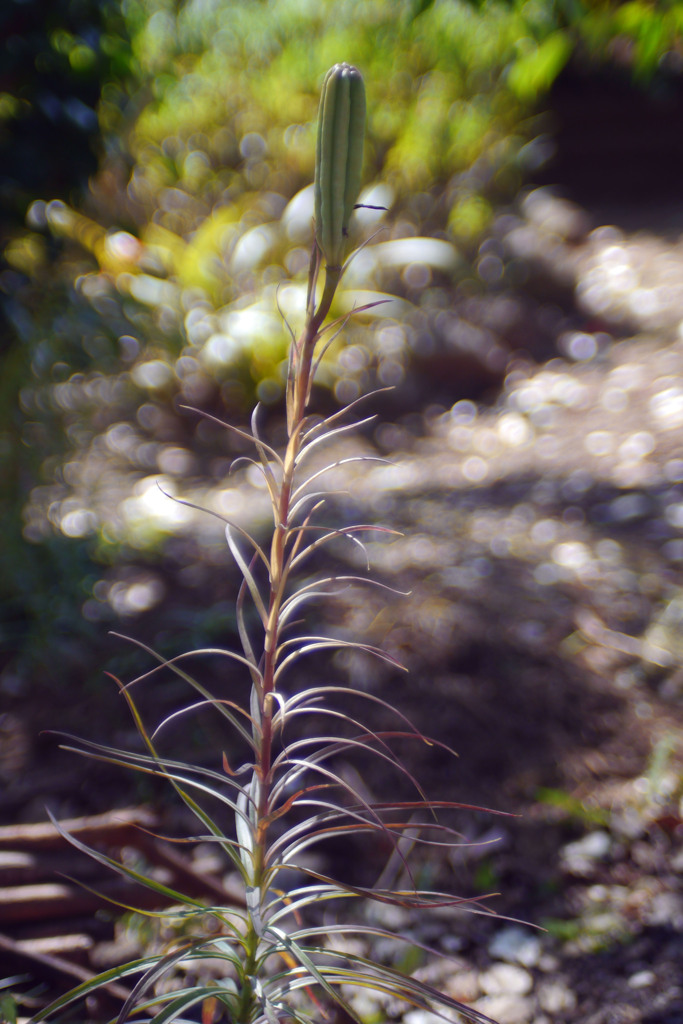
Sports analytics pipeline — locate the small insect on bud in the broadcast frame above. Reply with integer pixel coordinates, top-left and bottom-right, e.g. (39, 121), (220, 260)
(314, 62), (366, 269)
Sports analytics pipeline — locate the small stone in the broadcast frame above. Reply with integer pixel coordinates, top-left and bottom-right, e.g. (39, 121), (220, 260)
(480, 963), (533, 996)
(444, 968), (480, 1003)
(645, 892), (683, 930)
(586, 910), (624, 935)
(488, 925), (542, 967)
(404, 1012), (447, 1024)
(561, 830), (612, 874)
(474, 993), (535, 1024)
(567, 830), (612, 859)
(628, 969), (656, 989)
(369, 901), (412, 929)
(537, 979), (577, 1013)
(440, 934), (464, 954)
(349, 992), (386, 1021)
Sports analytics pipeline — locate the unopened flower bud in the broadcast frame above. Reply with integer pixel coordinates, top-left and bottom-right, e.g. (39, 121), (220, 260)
(314, 63), (366, 268)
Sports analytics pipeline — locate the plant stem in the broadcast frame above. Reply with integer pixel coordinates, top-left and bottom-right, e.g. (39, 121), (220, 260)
(246, 258), (341, 958)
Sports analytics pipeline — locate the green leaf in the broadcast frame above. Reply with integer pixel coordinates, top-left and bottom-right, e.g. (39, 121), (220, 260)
(0, 994), (17, 1024)
(508, 30), (572, 102)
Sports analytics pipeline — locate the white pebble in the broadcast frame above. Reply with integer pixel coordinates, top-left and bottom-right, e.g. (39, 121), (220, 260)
(480, 963), (533, 996)
(488, 925), (542, 967)
(537, 979), (577, 1013)
(444, 968), (480, 1003)
(475, 994), (535, 1024)
(561, 830), (612, 873)
(628, 970), (656, 989)
(404, 1012), (448, 1024)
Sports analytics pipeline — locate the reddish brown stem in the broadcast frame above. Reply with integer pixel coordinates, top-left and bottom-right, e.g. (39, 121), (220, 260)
(249, 259), (341, 884)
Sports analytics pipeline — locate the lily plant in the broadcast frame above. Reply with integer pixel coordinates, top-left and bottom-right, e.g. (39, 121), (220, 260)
(36, 64), (501, 1024)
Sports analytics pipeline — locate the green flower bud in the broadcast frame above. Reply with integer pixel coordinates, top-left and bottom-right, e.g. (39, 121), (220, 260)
(314, 63), (366, 268)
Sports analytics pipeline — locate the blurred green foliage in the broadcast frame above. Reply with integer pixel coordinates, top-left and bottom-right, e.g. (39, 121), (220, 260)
(2, 0), (683, 700)
(536, 787), (611, 826)
(0, 0), (132, 229)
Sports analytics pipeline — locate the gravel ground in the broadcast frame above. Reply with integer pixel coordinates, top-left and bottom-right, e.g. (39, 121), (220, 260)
(307, 193), (683, 1024)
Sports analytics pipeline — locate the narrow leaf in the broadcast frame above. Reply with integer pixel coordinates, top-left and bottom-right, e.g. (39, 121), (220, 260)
(226, 526), (268, 626)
